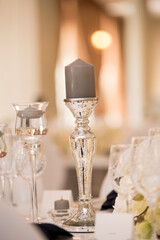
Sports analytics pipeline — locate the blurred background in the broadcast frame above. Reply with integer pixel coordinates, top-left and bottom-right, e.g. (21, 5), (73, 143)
(1, 0), (160, 199)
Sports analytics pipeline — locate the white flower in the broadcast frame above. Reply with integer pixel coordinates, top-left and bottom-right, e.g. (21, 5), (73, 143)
(119, 175), (135, 196)
(114, 194), (127, 213)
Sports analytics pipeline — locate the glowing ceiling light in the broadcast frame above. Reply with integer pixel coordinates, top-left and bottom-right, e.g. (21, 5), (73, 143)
(91, 30), (112, 50)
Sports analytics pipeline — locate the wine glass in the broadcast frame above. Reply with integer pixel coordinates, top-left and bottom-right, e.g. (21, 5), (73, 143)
(0, 124), (8, 159)
(148, 128), (160, 137)
(131, 136), (149, 145)
(131, 135), (160, 239)
(108, 144), (135, 213)
(0, 124), (8, 200)
(14, 138), (46, 179)
(12, 102), (48, 223)
(2, 129), (16, 205)
(13, 138), (46, 220)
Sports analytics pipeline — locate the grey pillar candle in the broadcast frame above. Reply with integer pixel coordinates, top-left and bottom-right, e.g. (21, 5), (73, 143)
(54, 198), (69, 210)
(17, 106), (43, 119)
(65, 58), (96, 99)
(17, 106), (43, 127)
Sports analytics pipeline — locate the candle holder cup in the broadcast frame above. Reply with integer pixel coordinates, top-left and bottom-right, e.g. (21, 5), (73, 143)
(63, 97), (98, 232)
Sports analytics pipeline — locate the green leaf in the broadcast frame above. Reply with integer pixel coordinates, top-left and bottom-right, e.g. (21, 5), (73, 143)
(133, 194), (144, 201)
(136, 221), (152, 239)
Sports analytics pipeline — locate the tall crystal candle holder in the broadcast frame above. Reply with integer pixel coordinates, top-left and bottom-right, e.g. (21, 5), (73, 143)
(63, 97), (98, 232)
(12, 102), (48, 223)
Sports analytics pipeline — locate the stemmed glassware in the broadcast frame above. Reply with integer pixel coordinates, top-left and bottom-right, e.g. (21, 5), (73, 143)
(0, 124), (8, 200)
(12, 102), (48, 223)
(131, 136), (149, 145)
(0, 124), (8, 159)
(131, 135), (160, 240)
(3, 129), (16, 205)
(0, 127), (20, 206)
(12, 136), (46, 219)
(15, 139), (46, 181)
(109, 144), (135, 213)
(148, 128), (160, 137)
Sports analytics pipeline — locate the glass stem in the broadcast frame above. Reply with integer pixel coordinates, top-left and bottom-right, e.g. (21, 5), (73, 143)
(28, 181), (33, 221)
(1, 175), (5, 200)
(151, 204), (158, 240)
(9, 177), (15, 206)
(30, 149), (39, 223)
(126, 195), (132, 213)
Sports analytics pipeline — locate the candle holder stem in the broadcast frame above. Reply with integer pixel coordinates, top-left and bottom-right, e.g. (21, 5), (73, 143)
(63, 98), (98, 231)
(26, 143), (40, 223)
(30, 151), (38, 223)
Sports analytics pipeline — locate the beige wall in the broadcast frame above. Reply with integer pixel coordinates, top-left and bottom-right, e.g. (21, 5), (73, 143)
(39, 0), (60, 119)
(123, 0), (160, 126)
(0, 0), (42, 123)
(0, 0), (59, 125)
(146, 17), (160, 105)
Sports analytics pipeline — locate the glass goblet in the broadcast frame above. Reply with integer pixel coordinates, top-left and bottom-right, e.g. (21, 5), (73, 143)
(1, 129), (16, 205)
(0, 124), (7, 159)
(0, 124), (8, 200)
(131, 136), (149, 145)
(12, 102), (48, 223)
(14, 139), (46, 221)
(131, 136), (160, 240)
(148, 128), (160, 137)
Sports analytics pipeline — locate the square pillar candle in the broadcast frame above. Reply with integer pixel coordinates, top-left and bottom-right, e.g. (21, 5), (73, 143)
(65, 58), (96, 99)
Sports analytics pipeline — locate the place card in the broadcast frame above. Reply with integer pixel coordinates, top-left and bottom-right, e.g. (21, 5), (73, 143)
(41, 190), (74, 217)
(95, 212), (133, 240)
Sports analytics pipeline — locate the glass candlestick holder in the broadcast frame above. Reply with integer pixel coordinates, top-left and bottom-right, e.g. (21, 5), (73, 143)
(63, 97), (98, 232)
(12, 102), (48, 223)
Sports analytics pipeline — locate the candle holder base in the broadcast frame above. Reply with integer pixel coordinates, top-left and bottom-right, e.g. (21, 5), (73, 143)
(63, 225), (95, 233)
(63, 200), (95, 228)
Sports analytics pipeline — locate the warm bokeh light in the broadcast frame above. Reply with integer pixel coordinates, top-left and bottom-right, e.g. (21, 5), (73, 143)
(91, 30), (112, 50)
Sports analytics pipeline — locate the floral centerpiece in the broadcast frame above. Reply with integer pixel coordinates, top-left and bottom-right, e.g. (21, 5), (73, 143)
(109, 141), (160, 240)
(114, 185), (160, 239)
